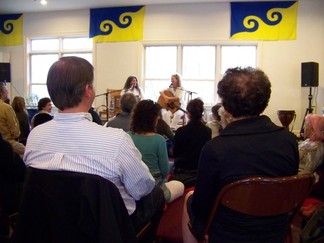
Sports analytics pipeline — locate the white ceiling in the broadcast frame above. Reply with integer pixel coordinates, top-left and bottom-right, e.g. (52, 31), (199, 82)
(0, 0), (288, 14)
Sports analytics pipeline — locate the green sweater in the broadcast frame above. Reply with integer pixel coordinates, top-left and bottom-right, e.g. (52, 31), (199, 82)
(128, 132), (170, 178)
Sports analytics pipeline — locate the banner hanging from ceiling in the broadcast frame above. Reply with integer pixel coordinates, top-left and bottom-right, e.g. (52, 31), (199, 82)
(230, 1), (298, 40)
(0, 14), (23, 46)
(90, 6), (145, 43)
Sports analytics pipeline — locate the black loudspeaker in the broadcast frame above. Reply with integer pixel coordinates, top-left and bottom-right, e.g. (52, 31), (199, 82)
(0, 63), (11, 83)
(301, 62), (319, 87)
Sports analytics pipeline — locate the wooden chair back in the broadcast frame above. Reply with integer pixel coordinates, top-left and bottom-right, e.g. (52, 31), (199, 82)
(198, 173), (315, 243)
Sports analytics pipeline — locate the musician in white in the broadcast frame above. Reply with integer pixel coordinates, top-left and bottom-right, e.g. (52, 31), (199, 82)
(159, 74), (186, 131)
(120, 76), (145, 101)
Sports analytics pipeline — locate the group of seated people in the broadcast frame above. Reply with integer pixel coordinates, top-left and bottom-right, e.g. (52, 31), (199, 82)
(1, 56), (324, 242)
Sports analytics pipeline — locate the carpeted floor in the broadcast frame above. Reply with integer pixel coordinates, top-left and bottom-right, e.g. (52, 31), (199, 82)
(156, 194), (185, 243)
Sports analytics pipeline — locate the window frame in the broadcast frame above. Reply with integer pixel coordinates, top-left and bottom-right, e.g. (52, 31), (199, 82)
(26, 35), (93, 98)
(142, 42), (259, 106)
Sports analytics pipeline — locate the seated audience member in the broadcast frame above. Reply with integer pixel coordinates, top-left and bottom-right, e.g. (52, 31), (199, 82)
(33, 112), (53, 128)
(299, 114), (324, 174)
(24, 56), (165, 241)
(0, 83), (25, 157)
(206, 103), (223, 138)
(182, 67), (299, 243)
(172, 98), (212, 187)
(120, 76), (145, 101)
(11, 96), (30, 145)
(218, 105), (231, 129)
(88, 107), (102, 125)
(106, 93), (138, 132)
(30, 97), (52, 128)
(0, 133), (25, 236)
(129, 100), (184, 203)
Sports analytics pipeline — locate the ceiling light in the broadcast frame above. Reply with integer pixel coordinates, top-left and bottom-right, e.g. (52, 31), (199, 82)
(40, 0), (47, 5)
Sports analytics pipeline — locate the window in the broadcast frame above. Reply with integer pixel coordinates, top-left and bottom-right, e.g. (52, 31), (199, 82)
(144, 45), (257, 106)
(221, 46), (256, 74)
(28, 36), (92, 100)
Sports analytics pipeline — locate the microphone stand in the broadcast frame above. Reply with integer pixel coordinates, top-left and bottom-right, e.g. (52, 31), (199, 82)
(179, 88), (197, 101)
(95, 92), (109, 122)
(95, 89), (123, 122)
(300, 86), (314, 139)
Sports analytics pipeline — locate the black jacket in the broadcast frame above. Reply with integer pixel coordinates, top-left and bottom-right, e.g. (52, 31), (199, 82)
(0, 134), (25, 214)
(13, 167), (137, 243)
(173, 121), (211, 170)
(191, 115), (299, 242)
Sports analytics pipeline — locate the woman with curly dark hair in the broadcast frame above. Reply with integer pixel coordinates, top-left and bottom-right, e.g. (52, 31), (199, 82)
(129, 100), (184, 203)
(182, 67), (299, 243)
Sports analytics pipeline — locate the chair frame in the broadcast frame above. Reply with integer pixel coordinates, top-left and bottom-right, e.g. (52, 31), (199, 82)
(190, 173), (315, 243)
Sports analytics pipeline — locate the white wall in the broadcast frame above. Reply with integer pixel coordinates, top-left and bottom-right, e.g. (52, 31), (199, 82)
(0, 0), (323, 131)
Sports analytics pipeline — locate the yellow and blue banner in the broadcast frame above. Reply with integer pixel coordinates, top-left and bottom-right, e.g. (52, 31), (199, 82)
(231, 1), (298, 40)
(0, 14), (23, 46)
(90, 6), (145, 43)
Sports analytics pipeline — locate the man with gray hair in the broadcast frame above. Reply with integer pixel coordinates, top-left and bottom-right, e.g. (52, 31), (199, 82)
(106, 92), (138, 131)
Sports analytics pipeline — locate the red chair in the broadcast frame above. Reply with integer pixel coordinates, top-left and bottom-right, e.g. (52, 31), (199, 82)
(189, 173), (315, 243)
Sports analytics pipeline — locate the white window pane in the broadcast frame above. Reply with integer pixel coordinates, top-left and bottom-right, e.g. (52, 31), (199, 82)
(183, 46), (215, 79)
(145, 80), (169, 101)
(62, 53), (92, 64)
(221, 46), (256, 74)
(31, 39), (59, 51)
(30, 84), (49, 101)
(145, 46), (177, 78)
(182, 81), (215, 106)
(31, 54), (59, 84)
(63, 37), (93, 50)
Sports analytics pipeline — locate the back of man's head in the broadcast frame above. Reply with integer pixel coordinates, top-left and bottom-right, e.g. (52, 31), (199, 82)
(47, 56), (94, 111)
(120, 93), (137, 113)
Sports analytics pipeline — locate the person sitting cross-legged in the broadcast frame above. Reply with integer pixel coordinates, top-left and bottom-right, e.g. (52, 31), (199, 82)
(128, 100), (184, 204)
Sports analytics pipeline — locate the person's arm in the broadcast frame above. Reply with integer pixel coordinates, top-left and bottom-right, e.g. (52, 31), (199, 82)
(89, 107), (102, 125)
(173, 129), (184, 158)
(156, 119), (174, 140)
(138, 87), (145, 100)
(5, 106), (20, 139)
(191, 142), (220, 221)
(303, 142), (324, 173)
(159, 89), (179, 102)
(117, 134), (155, 200)
(20, 113), (31, 137)
(157, 135), (170, 178)
(0, 136), (26, 181)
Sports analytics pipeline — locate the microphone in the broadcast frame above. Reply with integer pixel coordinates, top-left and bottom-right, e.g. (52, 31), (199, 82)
(130, 85), (134, 90)
(169, 83), (173, 88)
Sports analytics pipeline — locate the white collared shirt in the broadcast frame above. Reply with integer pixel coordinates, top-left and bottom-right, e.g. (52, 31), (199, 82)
(24, 112), (155, 214)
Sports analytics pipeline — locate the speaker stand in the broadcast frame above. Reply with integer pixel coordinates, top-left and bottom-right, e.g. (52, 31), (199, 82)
(300, 86), (313, 138)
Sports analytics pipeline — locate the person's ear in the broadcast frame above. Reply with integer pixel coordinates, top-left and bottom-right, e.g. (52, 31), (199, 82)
(84, 84), (94, 98)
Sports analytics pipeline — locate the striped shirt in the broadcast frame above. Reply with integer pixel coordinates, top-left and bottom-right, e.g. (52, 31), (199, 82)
(24, 112), (155, 214)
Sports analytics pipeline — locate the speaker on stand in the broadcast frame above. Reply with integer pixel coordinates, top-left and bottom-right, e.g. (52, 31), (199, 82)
(300, 62), (319, 137)
(0, 63), (11, 84)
